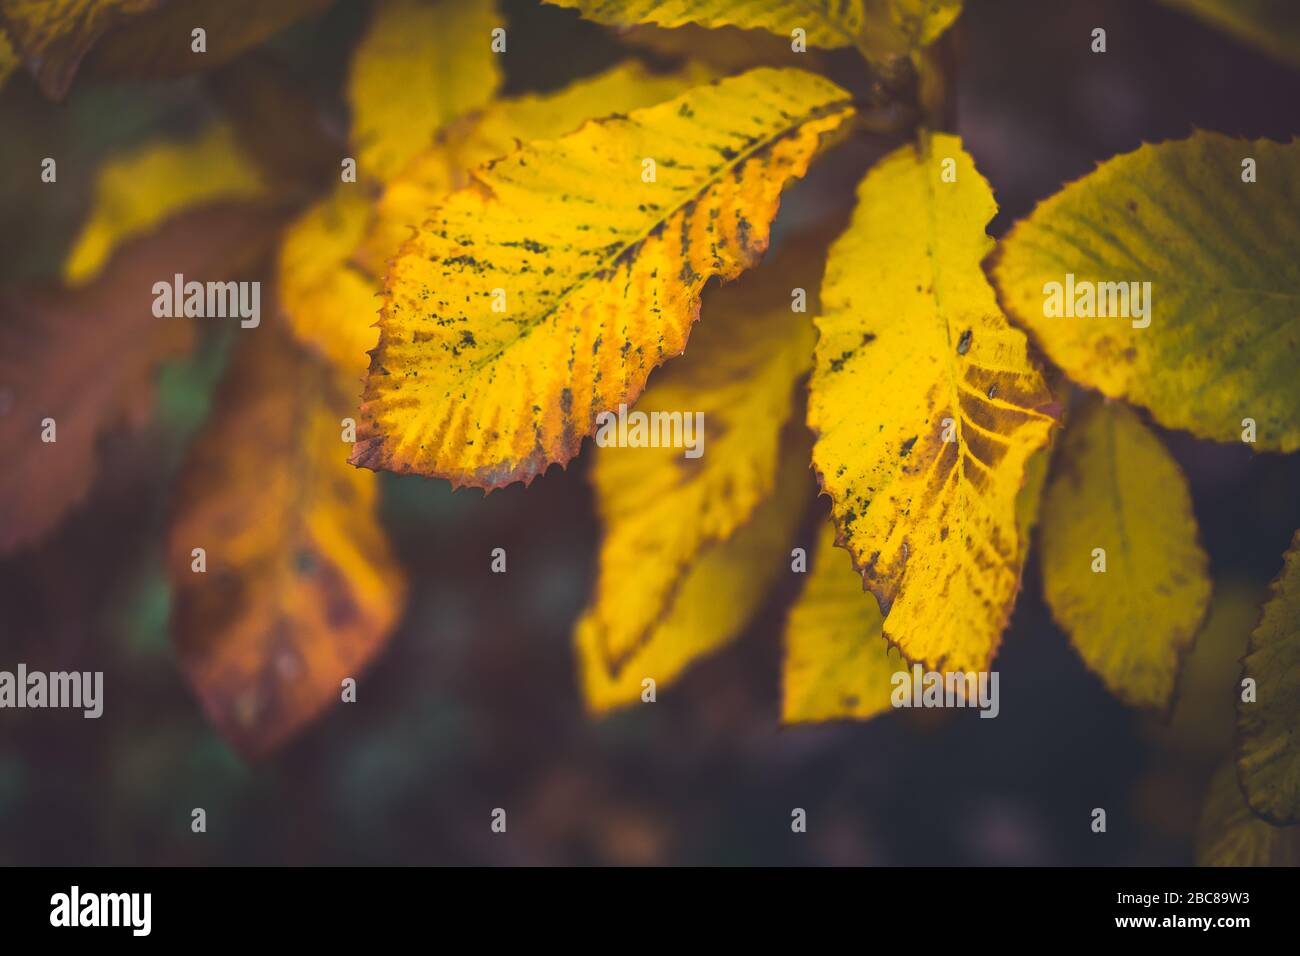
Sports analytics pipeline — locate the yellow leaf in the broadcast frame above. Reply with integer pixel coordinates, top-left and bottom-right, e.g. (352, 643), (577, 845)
(347, 0), (502, 184)
(1160, 0), (1300, 69)
(809, 131), (1056, 672)
(545, 0), (961, 58)
(859, 0), (963, 59)
(89, 0), (332, 82)
(576, 430), (812, 712)
(580, 241), (816, 688)
(1237, 528), (1300, 824)
(1197, 762), (1300, 866)
(783, 518), (902, 722)
(0, 0), (161, 99)
(1039, 398), (1211, 709)
(358, 60), (712, 276)
(168, 329), (406, 758)
(64, 122), (266, 286)
(991, 132), (1300, 452)
(278, 183), (381, 379)
(353, 67), (854, 488)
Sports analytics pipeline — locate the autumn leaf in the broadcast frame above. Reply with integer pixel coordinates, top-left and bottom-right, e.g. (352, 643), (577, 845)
(358, 60), (713, 275)
(546, 0), (962, 59)
(282, 61), (708, 381)
(783, 517), (901, 722)
(278, 183), (380, 379)
(576, 240), (816, 704)
(1038, 397), (1211, 710)
(1160, 0), (1300, 69)
(64, 122), (267, 286)
(576, 429), (812, 712)
(89, 0), (333, 83)
(0, 0), (163, 99)
(207, 54), (343, 191)
(619, 21), (834, 76)
(785, 412), (1051, 723)
(991, 132), (1300, 452)
(168, 327), (406, 758)
(352, 67), (854, 488)
(348, 0), (502, 184)
(0, 204), (279, 555)
(1236, 527), (1300, 824)
(1197, 761), (1300, 866)
(1148, 580), (1263, 765)
(809, 131), (1056, 673)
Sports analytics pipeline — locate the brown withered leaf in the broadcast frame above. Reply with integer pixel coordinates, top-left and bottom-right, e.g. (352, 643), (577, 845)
(0, 0), (164, 100)
(168, 325), (406, 758)
(0, 203), (279, 555)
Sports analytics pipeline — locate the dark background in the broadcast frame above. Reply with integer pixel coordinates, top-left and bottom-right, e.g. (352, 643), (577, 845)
(1, 0), (1298, 865)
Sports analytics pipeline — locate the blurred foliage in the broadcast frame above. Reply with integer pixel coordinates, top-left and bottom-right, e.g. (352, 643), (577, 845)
(0, 0), (1298, 865)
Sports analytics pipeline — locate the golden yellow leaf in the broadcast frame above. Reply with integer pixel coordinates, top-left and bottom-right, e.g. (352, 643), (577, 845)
(278, 183), (380, 380)
(353, 67), (854, 488)
(1197, 762), (1300, 866)
(1, 206), (279, 555)
(783, 517), (902, 722)
(580, 242), (815, 686)
(168, 328), (406, 758)
(576, 430), (812, 712)
(64, 122), (266, 286)
(859, 0), (963, 59)
(1160, 0), (1300, 69)
(546, 0), (961, 58)
(1237, 528), (1300, 824)
(0, 0), (161, 99)
(347, 0), (502, 184)
(1039, 398), (1211, 709)
(809, 131), (1055, 673)
(358, 60), (712, 276)
(991, 132), (1300, 452)
(620, 22), (834, 76)
(207, 54), (342, 191)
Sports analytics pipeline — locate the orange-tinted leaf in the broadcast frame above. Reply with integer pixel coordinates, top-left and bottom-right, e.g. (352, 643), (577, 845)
(207, 54), (342, 192)
(168, 327), (406, 757)
(0, 204), (279, 555)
